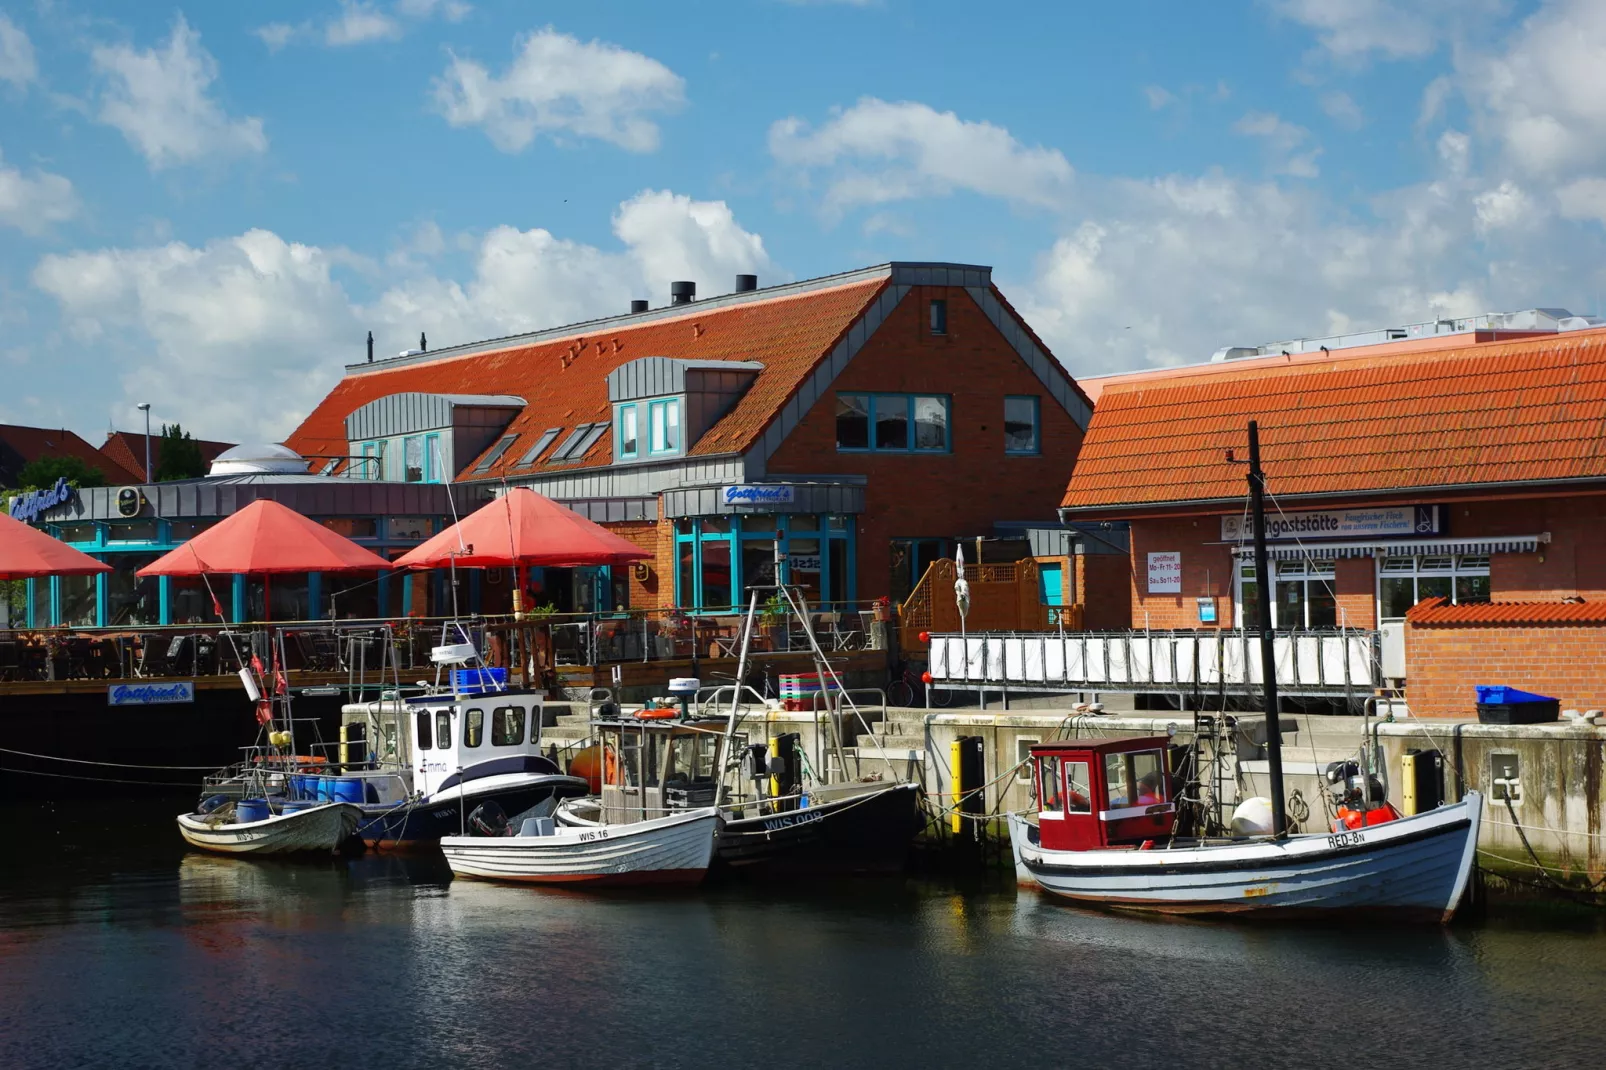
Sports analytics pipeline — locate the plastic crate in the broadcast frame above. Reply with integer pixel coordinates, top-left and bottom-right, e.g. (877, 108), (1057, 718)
(452, 666), (508, 695)
(1475, 685), (1555, 705)
(1477, 700), (1560, 725)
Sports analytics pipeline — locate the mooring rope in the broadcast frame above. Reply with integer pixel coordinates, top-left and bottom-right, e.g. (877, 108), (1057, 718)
(0, 746), (220, 770)
(0, 765), (200, 789)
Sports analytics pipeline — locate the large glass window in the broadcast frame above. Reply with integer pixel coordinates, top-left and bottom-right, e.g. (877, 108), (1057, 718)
(836, 393), (949, 452)
(673, 515), (855, 611)
(700, 538), (733, 610)
(1236, 558), (1336, 629)
(106, 554), (161, 627)
(426, 434), (443, 482)
(169, 576), (215, 624)
(61, 573), (97, 627)
(107, 521), (158, 543)
(1004, 396), (1040, 455)
(1379, 555), (1490, 621)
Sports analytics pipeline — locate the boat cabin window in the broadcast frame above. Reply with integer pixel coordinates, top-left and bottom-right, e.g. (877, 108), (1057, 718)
(668, 731), (720, 783)
(492, 706), (525, 746)
(1037, 756), (1063, 813)
(464, 708), (484, 748)
(1064, 761), (1092, 814)
(416, 710), (432, 750)
(618, 736), (640, 788)
(436, 710), (452, 750)
(1105, 750), (1166, 809)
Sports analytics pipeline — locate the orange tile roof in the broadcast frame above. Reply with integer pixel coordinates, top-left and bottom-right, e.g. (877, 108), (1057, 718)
(99, 430), (234, 481)
(285, 276), (889, 479)
(1062, 328), (1606, 512)
(1407, 596), (1606, 626)
(0, 423), (141, 486)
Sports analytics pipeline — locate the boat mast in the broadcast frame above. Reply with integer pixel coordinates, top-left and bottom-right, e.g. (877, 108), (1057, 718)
(1246, 420), (1288, 838)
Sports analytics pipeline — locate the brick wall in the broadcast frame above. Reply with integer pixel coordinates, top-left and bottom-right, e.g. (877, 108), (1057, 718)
(601, 518), (670, 609)
(1407, 619), (1606, 717)
(1126, 516), (1237, 628)
(1077, 553), (1132, 630)
(767, 284), (1085, 603)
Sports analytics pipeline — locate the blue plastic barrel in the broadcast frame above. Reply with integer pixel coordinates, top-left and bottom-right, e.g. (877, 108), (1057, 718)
(235, 798), (271, 823)
(332, 778), (364, 803)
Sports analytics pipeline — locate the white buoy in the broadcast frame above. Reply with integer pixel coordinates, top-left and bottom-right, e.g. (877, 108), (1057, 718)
(1230, 797), (1276, 837)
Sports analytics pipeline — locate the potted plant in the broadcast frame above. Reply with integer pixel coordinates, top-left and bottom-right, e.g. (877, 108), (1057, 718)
(759, 593), (787, 645)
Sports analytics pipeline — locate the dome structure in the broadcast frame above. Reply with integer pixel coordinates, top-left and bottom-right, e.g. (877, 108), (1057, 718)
(208, 443), (311, 477)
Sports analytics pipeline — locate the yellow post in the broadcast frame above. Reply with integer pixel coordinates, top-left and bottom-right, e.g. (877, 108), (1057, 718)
(1401, 752), (1418, 816)
(769, 735), (782, 802)
(950, 738), (964, 835)
(339, 723), (351, 767)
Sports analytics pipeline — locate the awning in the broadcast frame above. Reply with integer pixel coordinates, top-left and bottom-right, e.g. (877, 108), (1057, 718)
(1232, 533), (1549, 561)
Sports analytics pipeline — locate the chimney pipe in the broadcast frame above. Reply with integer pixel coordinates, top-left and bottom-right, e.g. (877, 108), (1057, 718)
(630, 299), (649, 314)
(420, 332), (427, 352)
(734, 274), (757, 293)
(366, 331), (374, 363)
(670, 280), (696, 306)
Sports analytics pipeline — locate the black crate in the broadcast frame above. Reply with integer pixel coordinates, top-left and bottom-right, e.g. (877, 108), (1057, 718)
(1476, 699), (1560, 725)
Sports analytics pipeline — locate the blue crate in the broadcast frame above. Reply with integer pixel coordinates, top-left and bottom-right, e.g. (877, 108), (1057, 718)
(1475, 685), (1556, 705)
(453, 667), (508, 695)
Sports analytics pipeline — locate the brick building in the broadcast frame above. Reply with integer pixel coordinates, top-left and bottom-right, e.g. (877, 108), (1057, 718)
(1057, 311), (1606, 714)
(98, 430), (235, 483)
(0, 423), (141, 490)
(284, 263), (1093, 616)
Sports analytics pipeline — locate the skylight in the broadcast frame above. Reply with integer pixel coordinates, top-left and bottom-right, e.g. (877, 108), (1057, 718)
(517, 427), (562, 466)
(472, 434), (517, 473)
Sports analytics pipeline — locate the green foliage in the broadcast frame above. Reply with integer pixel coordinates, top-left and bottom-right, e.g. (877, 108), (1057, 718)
(760, 593), (787, 625)
(15, 454), (105, 491)
(153, 424), (206, 481)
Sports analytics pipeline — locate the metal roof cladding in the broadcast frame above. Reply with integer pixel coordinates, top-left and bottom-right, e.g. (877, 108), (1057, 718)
(1406, 596), (1606, 626)
(1061, 327), (1606, 512)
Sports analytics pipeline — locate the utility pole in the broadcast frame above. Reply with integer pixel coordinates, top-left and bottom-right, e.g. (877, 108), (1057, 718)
(137, 403), (152, 482)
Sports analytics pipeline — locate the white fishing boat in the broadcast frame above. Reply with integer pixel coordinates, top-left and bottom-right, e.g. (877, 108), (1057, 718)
(1008, 421), (1485, 924)
(441, 807), (720, 886)
(176, 800), (363, 855)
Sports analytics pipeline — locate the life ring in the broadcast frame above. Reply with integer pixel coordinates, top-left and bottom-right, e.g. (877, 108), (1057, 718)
(635, 707), (677, 720)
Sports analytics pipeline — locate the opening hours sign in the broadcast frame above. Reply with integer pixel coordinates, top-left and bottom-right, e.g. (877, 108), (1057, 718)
(1147, 552), (1182, 593)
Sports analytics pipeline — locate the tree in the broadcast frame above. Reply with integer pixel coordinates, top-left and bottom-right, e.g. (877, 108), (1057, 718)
(154, 423), (206, 481)
(15, 454), (105, 491)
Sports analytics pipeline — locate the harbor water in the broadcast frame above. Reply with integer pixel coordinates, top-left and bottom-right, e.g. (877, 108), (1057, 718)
(3, 799), (1605, 1069)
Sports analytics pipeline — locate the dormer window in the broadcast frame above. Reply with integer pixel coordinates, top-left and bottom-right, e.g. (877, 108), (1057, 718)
(619, 405), (639, 458)
(649, 398), (681, 454)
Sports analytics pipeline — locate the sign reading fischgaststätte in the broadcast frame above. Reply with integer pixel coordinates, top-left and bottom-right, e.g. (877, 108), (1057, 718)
(1221, 505), (1440, 543)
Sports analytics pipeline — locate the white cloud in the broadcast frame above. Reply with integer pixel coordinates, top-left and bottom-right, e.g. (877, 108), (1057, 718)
(1269, 0), (1501, 61)
(325, 2), (402, 47)
(91, 16), (266, 170)
(396, 0), (473, 20)
(0, 13), (36, 90)
(30, 191), (770, 440)
(1320, 90), (1364, 129)
(432, 28), (685, 153)
(1473, 180), (1538, 234)
(769, 98), (1074, 214)
(254, 23), (297, 52)
(0, 148), (78, 234)
(1232, 111), (1321, 177)
(1557, 177), (1606, 225)
(1144, 85), (1176, 110)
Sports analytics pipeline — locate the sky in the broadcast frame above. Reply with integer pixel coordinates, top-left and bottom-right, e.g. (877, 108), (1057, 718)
(3, 0), (1606, 444)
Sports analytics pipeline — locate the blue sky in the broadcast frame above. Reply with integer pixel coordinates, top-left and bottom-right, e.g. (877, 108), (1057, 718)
(3, 0), (1605, 444)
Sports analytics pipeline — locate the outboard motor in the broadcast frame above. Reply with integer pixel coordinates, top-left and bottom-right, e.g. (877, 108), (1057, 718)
(468, 800), (510, 837)
(1324, 759), (1385, 807)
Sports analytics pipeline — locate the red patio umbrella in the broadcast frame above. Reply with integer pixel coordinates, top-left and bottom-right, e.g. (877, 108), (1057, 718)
(391, 488), (650, 570)
(137, 499), (392, 622)
(0, 510), (112, 581)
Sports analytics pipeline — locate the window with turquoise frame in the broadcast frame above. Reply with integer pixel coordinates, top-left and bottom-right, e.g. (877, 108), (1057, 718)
(403, 435), (424, 482)
(1004, 395), (1040, 455)
(649, 399), (681, 454)
(672, 514), (855, 611)
(425, 433), (443, 482)
(618, 404), (639, 459)
(835, 393), (949, 452)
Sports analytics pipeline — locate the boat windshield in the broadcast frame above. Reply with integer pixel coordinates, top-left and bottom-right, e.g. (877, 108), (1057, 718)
(492, 706), (524, 747)
(1105, 750), (1166, 808)
(464, 708), (484, 748)
(669, 731), (720, 782)
(416, 710), (432, 750)
(1037, 756), (1062, 812)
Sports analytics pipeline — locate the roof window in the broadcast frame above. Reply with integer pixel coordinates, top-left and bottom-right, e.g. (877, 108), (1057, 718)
(472, 434), (517, 474)
(517, 427), (562, 467)
(549, 422), (608, 463)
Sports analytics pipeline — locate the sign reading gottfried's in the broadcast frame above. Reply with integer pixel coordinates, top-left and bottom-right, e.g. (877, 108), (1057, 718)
(1221, 505), (1441, 543)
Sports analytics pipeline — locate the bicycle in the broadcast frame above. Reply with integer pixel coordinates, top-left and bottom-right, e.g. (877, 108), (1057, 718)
(887, 660), (953, 708)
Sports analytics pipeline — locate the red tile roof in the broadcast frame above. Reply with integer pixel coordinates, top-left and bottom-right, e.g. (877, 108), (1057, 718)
(99, 430), (235, 482)
(0, 423), (141, 486)
(1407, 596), (1606, 626)
(285, 277), (889, 479)
(1062, 328), (1606, 512)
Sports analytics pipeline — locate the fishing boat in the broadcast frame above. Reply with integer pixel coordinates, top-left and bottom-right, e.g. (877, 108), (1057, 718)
(176, 796), (362, 855)
(559, 713), (923, 877)
(441, 806), (721, 886)
(1007, 420), (1483, 923)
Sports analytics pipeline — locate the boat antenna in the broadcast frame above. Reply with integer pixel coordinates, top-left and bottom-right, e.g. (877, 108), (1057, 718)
(1245, 420), (1288, 838)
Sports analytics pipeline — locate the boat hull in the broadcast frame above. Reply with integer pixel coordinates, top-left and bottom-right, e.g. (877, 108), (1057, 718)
(1009, 792), (1483, 924)
(715, 782), (924, 877)
(358, 774), (589, 849)
(177, 803), (363, 855)
(441, 808), (720, 886)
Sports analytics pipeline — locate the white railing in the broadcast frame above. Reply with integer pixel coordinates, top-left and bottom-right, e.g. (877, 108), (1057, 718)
(926, 630), (1378, 696)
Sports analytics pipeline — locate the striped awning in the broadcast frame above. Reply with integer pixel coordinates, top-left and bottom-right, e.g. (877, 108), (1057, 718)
(1232, 533), (1549, 561)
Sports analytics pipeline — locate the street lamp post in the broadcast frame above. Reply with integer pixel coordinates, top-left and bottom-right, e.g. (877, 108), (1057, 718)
(136, 403), (152, 482)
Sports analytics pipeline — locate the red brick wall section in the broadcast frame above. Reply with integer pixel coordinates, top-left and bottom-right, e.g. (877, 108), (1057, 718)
(1127, 517), (1237, 628)
(601, 517), (673, 610)
(1406, 619), (1606, 718)
(1334, 556), (1376, 629)
(766, 285), (1085, 603)
(1077, 553), (1133, 630)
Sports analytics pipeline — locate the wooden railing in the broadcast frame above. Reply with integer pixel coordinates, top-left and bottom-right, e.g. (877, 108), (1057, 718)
(898, 558), (1082, 650)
